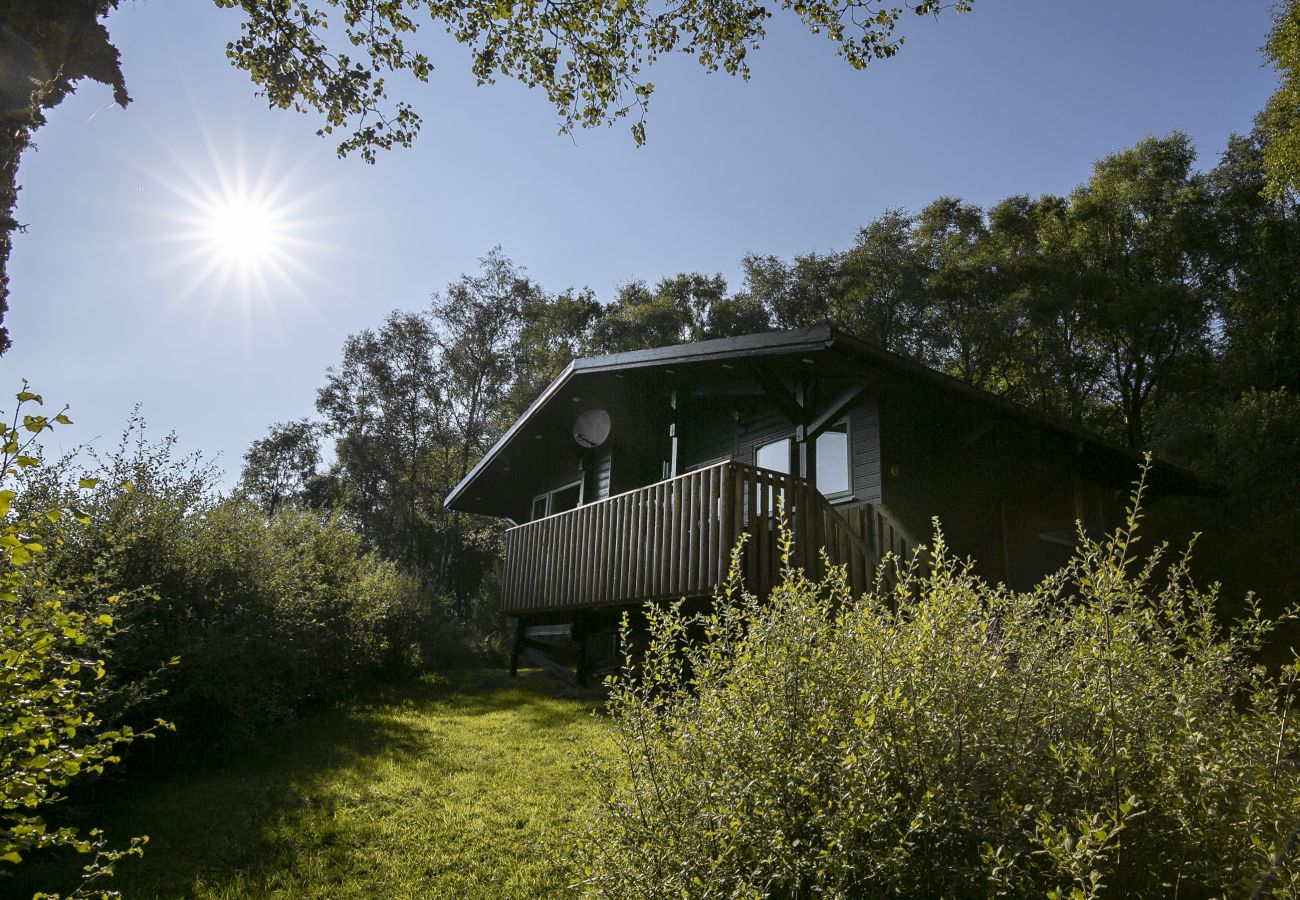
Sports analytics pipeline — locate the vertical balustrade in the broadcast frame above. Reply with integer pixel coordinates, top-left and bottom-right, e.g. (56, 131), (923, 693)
(499, 459), (915, 613)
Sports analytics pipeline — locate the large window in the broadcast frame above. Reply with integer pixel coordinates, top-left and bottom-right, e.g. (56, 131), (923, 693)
(755, 437), (791, 474)
(530, 480), (583, 520)
(816, 421), (850, 497)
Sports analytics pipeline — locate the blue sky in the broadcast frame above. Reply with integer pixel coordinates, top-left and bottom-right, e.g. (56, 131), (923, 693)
(4, 0), (1281, 482)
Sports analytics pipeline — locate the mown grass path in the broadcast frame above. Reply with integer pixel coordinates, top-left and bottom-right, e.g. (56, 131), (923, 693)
(13, 670), (609, 899)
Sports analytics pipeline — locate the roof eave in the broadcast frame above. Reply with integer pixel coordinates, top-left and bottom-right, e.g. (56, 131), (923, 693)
(443, 361), (577, 510)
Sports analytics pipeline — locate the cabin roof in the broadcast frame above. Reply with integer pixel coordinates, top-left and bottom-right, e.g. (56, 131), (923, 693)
(444, 325), (1212, 516)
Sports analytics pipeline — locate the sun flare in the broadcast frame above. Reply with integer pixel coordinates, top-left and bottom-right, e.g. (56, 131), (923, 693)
(150, 137), (337, 316)
(204, 194), (282, 267)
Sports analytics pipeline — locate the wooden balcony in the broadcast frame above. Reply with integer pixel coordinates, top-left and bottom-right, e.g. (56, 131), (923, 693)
(500, 460), (919, 616)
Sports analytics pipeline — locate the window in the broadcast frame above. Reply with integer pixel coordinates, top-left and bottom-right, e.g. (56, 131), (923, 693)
(530, 480), (583, 520)
(755, 437), (791, 474)
(816, 421), (850, 497)
(550, 482), (581, 514)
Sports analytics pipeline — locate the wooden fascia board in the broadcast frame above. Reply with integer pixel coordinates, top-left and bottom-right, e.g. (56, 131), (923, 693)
(572, 326), (834, 376)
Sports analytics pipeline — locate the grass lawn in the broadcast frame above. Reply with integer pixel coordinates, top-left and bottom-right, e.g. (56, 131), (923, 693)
(9, 669), (610, 899)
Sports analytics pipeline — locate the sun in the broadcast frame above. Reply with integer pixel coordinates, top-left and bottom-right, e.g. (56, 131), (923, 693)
(149, 136), (336, 314)
(203, 193), (283, 267)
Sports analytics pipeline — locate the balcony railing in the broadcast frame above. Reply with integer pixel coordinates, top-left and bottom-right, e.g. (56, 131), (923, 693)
(500, 460), (919, 615)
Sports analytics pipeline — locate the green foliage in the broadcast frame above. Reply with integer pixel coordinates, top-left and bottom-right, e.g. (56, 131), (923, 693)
(308, 249), (531, 613)
(573, 494), (1300, 897)
(735, 134), (1217, 448)
(19, 415), (451, 753)
(238, 418), (321, 515)
(1261, 0), (1300, 201)
(210, 0), (974, 157)
(0, 385), (166, 898)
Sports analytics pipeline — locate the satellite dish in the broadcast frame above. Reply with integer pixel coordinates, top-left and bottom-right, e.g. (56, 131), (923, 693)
(573, 408), (611, 448)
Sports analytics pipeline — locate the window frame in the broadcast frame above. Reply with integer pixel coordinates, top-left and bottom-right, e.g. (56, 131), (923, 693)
(530, 478), (585, 520)
(815, 417), (853, 502)
(754, 436), (793, 475)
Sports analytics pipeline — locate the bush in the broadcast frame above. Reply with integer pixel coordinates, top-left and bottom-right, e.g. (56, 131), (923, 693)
(0, 387), (165, 898)
(572, 493), (1300, 898)
(15, 416), (462, 753)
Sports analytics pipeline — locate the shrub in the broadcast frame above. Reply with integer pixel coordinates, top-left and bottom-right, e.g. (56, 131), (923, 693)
(573, 492), (1300, 898)
(0, 386), (166, 898)
(15, 416), (458, 753)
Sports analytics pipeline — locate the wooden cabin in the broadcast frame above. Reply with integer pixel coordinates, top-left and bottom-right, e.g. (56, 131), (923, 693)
(444, 325), (1204, 683)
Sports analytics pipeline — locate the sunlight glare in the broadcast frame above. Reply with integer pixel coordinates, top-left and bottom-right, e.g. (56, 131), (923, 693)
(205, 194), (280, 266)
(147, 130), (342, 326)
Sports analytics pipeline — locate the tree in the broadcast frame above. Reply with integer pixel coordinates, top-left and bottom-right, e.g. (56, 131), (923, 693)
(434, 249), (541, 485)
(503, 286), (603, 421)
(312, 250), (546, 608)
(979, 194), (1107, 426)
(1056, 133), (1214, 448)
(741, 250), (842, 330)
(213, 0), (972, 157)
(834, 209), (926, 354)
(316, 308), (446, 573)
(1, 1), (127, 357)
(0, 385), (164, 897)
(0, 0), (975, 355)
(239, 418), (321, 514)
(910, 196), (1019, 389)
(590, 280), (696, 352)
(1260, 0), (1300, 200)
(1202, 131), (1300, 395)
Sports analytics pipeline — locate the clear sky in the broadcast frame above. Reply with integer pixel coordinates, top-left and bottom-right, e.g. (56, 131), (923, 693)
(3, 0), (1281, 483)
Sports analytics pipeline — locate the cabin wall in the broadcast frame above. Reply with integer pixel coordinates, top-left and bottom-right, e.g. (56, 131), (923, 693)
(847, 401), (882, 504)
(678, 393), (882, 505)
(879, 383), (1126, 588)
(514, 451), (584, 522)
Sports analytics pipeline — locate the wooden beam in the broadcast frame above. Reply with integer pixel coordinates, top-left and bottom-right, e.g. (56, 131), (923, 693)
(808, 376), (877, 440)
(508, 618), (524, 677)
(523, 623), (572, 639)
(519, 645), (578, 685)
(668, 389), (679, 478)
(746, 362), (802, 424)
(575, 625), (590, 687)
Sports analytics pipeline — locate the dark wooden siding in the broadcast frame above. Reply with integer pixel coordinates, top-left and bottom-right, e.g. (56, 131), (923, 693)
(878, 381), (1127, 589)
(591, 447), (612, 500)
(734, 407), (793, 469)
(677, 399), (791, 472)
(848, 400), (881, 504)
(679, 399), (739, 468)
(678, 394), (881, 504)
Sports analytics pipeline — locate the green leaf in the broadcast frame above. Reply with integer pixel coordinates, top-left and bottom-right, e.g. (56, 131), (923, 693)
(78, 477), (99, 489)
